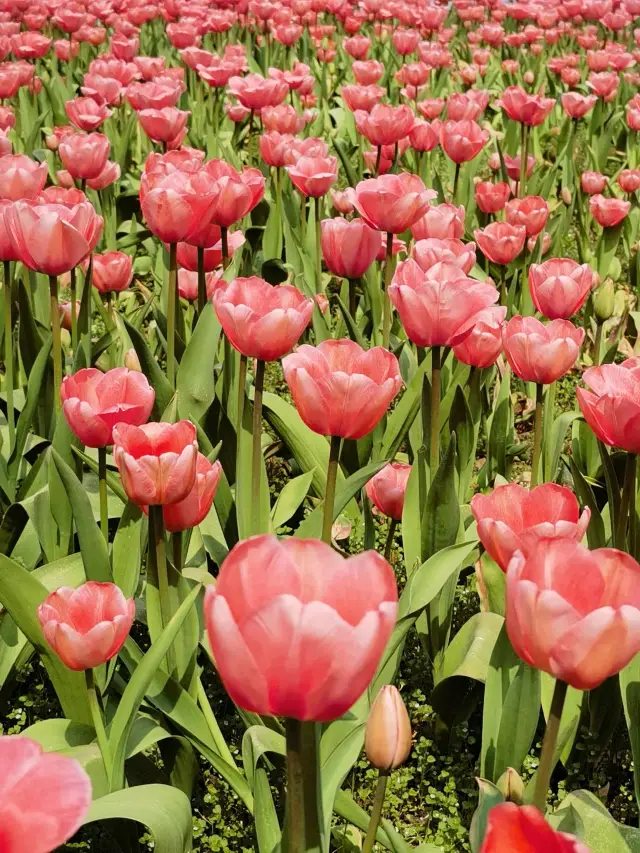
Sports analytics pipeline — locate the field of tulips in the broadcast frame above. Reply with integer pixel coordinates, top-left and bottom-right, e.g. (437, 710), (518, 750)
(7, 0), (640, 851)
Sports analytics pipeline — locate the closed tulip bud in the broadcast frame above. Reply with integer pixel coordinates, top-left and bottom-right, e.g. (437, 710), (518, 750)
(124, 347), (141, 371)
(561, 187), (572, 205)
(593, 277), (615, 321)
(365, 686), (412, 771)
(523, 71), (535, 84)
(496, 767), (525, 804)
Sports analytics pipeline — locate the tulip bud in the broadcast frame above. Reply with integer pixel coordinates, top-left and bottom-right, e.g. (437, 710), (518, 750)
(561, 187), (572, 205)
(124, 347), (141, 372)
(593, 277), (615, 322)
(496, 767), (525, 804)
(523, 70), (535, 84)
(608, 256), (621, 282)
(365, 685), (412, 771)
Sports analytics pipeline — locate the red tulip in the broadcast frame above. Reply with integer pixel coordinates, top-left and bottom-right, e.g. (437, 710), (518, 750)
(61, 367), (154, 448)
(177, 269), (222, 301)
(228, 72), (288, 109)
(505, 195), (549, 237)
(496, 85), (555, 125)
(411, 202), (465, 241)
(352, 59), (384, 85)
(365, 462), (412, 520)
(65, 96), (112, 132)
(529, 258), (594, 319)
(86, 160), (121, 191)
(58, 132), (111, 180)
(347, 173), (437, 234)
(502, 316), (584, 384)
(354, 103), (416, 147)
(127, 81), (182, 111)
(213, 277), (314, 361)
(92, 251), (133, 294)
(113, 420), (198, 506)
(138, 107), (191, 144)
(283, 339), (402, 439)
(0, 735), (92, 853)
(440, 119), (489, 163)
(589, 194), (631, 227)
(389, 259), (499, 347)
(452, 305), (507, 368)
(561, 91), (598, 118)
(471, 482), (590, 573)
(412, 238), (476, 275)
(142, 452), (222, 533)
(38, 581), (135, 671)
(507, 538), (640, 691)
(475, 180), (511, 214)
(474, 222), (526, 265)
(619, 169), (640, 193)
(341, 84), (386, 113)
(577, 357), (640, 453)
(0, 154), (47, 200)
(286, 155), (338, 197)
(581, 171), (607, 194)
(480, 803), (589, 853)
(321, 217), (382, 279)
(203, 535), (398, 721)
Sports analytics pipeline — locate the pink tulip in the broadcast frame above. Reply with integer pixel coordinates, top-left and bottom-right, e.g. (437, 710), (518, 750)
(619, 169), (640, 193)
(365, 462), (412, 520)
(412, 238), (476, 275)
(127, 81), (182, 111)
(0, 735), (92, 853)
(389, 258), (499, 347)
(453, 306), (507, 368)
(577, 357), (640, 453)
(408, 119), (439, 152)
(142, 452), (222, 533)
(346, 173), (437, 234)
(138, 107), (191, 144)
(439, 119), (490, 163)
(38, 581), (135, 671)
(283, 339), (402, 439)
(590, 194), (631, 227)
(341, 84), (385, 113)
(475, 180), (511, 214)
(261, 104), (304, 134)
(321, 217), (382, 279)
(65, 96), (112, 132)
(86, 160), (121, 191)
(175, 230), (245, 271)
(203, 535), (398, 720)
(410, 202), (465, 241)
(61, 367), (155, 448)
(507, 538), (640, 690)
(0, 154), (47, 200)
(354, 103), (416, 147)
(352, 59), (385, 85)
(471, 482), (590, 572)
(331, 188), (354, 215)
(581, 171), (607, 194)
(505, 195), (549, 237)
(502, 316), (584, 384)
(496, 85), (555, 125)
(286, 155), (338, 197)
(417, 98), (445, 120)
(561, 92), (598, 118)
(113, 420), (198, 506)
(58, 132), (111, 181)
(529, 258), (594, 319)
(228, 72), (289, 109)
(92, 251), (133, 294)
(178, 269), (222, 301)
(201, 159), (265, 229)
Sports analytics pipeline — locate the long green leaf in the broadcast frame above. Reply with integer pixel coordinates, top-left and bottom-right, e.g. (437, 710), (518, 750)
(177, 304), (221, 423)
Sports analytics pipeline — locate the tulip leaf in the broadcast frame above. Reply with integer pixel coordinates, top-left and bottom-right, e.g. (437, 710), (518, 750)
(51, 448), (112, 584)
(124, 317), (174, 420)
(333, 790), (417, 853)
(177, 303), (221, 424)
(543, 411), (582, 484)
(21, 718), (95, 752)
(85, 784), (193, 853)
(320, 717), (366, 843)
(620, 658), (640, 813)
(549, 789), (640, 853)
(270, 469), (315, 530)
(468, 779), (505, 853)
(112, 501), (144, 599)
(242, 726), (284, 853)
(8, 333), (51, 486)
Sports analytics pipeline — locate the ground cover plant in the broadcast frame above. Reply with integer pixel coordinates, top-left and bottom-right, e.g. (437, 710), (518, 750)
(3, 0), (640, 851)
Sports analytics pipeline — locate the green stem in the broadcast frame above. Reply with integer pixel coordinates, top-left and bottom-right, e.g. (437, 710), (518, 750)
(167, 242), (177, 388)
(616, 451), (637, 550)
(86, 667), (113, 789)
(362, 772), (389, 853)
(197, 678), (238, 769)
(285, 719), (323, 853)
(430, 345), (441, 474)
(531, 382), (544, 489)
(98, 445), (108, 543)
(236, 352), (247, 480)
(519, 123), (529, 198)
(251, 358), (265, 535)
(322, 435), (341, 544)
(149, 504), (176, 675)
(315, 195), (322, 294)
(300, 195), (306, 244)
(49, 274), (62, 417)
(375, 145), (382, 176)
(3, 260), (13, 449)
(197, 245), (206, 318)
(221, 226), (230, 270)
(533, 678), (568, 813)
(594, 321), (603, 366)
(383, 232), (393, 349)
(383, 518), (398, 562)
(630, 454), (638, 559)
(452, 162), (460, 203)
(70, 265), (78, 352)
(173, 531), (182, 573)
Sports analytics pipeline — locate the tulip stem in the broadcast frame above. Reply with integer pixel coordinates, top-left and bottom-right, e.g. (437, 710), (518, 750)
(362, 772), (389, 853)
(221, 226), (230, 270)
(383, 232), (393, 349)
(149, 504), (176, 676)
(430, 345), (441, 474)
(285, 719), (323, 853)
(616, 452), (637, 552)
(236, 352), (247, 477)
(594, 320), (603, 366)
(70, 266), (78, 352)
(197, 677), (238, 770)
(86, 667), (113, 789)
(375, 145), (382, 176)
(452, 163), (460, 203)
(197, 246), (206, 318)
(314, 196), (322, 294)
(383, 519), (398, 562)
(519, 123), (529, 198)
(3, 260), (14, 450)
(251, 358), (265, 535)
(98, 445), (108, 543)
(630, 454), (638, 559)
(172, 531), (182, 574)
(49, 274), (62, 417)
(348, 277), (359, 318)
(167, 242), (177, 388)
(533, 678), (568, 813)
(530, 382), (544, 489)
(300, 195), (307, 244)
(322, 435), (341, 545)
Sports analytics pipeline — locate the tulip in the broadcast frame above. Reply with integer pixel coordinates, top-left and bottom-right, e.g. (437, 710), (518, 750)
(453, 306), (507, 368)
(412, 238), (476, 274)
(92, 251), (133, 294)
(474, 222), (526, 265)
(261, 104), (304, 134)
(619, 169), (640, 193)
(365, 685), (412, 771)
(213, 277), (314, 361)
(228, 72), (289, 109)
(418, 98), (445, 120)
(127, 81), (182, 111)
(138, 107), (191, 145)
(502, 316), (584, 385)
(577, 357), (640, 454)
(58, 132), (111, 181)
(346, 173), (437, 235)
(505, 196), (549, 237)
(479, 803), (589, 853)
(0, 154), (47, 200)
(365, 462), (412, 522)
(61, 367), (155, 448)
(590, 194), (631, 227)
(321, 217), (382, 284)
(475, 180), (511, 214)
(201, 159), (265, 230)
(446, 91), (488, 122)
(587, 70), (619, 100)
(561, 92), (598, 118)
(86, 160), (121, 191)
(65, 96), (112, 132)
(176, 231), (245, 272)
(490, 152), (535, 183)
(286, 155), (338, 197)
(581, 171), (607, 194)
(82, 74), (124, 106)
(529, 258), (594, 319)
(352, 60), (385, 86)
(341, 84), (385, 113)
(38, 581), (135, 671)
(203, 534), (398, 720)
(439, 119), (490, 164)
(411, 202), (465, 241)
(344, 34), (371, 59)
(112, 420), (198, 506)
(471, 482), (590, 572)
(409, 119), (439, 153)
(331, 188), (354, 215)
(496, 85), (556, 125)
(0, 735), (92, 853)
(283, 339), (402, 440)
(178, 269), (222, 301)
(393, 29), (420, 55)
(142, 452), (222, 534)
(354, 103), (416, 149)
